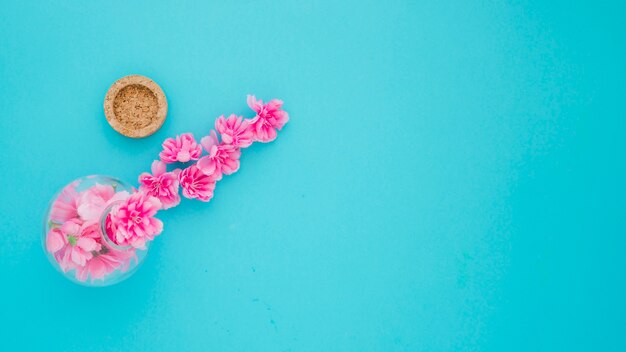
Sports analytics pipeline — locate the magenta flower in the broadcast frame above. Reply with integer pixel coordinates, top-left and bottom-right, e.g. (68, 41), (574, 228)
(247, 95), (289, 142)
(178, 164), (216, 202)
(49, 181), (80, 223)
(159, 133), (203, 163)
(138, 160), (181, 210)
(108, 192), (163, 249)
(46, 219), (100, 271)
(215, 114), (253, 148)
(197, 130), (241, 180)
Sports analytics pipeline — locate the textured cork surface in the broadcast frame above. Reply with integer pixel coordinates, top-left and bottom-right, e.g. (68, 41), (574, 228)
(104, 75), (167, 138)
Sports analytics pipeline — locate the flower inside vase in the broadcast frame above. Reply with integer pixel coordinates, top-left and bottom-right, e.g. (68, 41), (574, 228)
(42, 175), (149, 286)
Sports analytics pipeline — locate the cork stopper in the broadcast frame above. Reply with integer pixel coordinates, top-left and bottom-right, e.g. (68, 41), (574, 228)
(104, 75), (167, 138)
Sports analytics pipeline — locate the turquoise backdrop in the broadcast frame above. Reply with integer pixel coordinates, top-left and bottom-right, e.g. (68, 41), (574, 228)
(1, 1), (625, 351)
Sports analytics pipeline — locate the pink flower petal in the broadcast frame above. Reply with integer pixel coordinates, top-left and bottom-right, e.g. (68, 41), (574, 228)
(77, 237), (98, 252)
(151, 160), (167, 176)
(46, 229), (65, 253)
(71, 248), (87, 266)
(200, 130), (219, 152)
(61, 220), (81, 235)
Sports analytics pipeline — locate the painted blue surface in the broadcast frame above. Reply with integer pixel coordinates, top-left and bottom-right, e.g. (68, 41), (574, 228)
(1, 1), (625, 351)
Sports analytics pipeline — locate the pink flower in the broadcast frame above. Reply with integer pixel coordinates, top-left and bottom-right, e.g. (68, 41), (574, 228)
(215, 114), (253, 148)
(46, 228), (72, 271)
(138, 160), (181, 209)
(159, 133), (203, 163)
(74, 223), (137, 282)
(49, 182), (80, 223)
(247, 95), (289, 142)
(75, 249), (136, 282)
(197, 131), (241, 180)
(178, 165), (215, 202)
(178, 164), (216, 202)
(46, 219), (100, 271)
(77, 183), (116, 222)
(108, 192), (163, 249)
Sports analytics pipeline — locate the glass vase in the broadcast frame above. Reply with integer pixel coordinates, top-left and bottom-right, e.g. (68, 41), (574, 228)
(42, 175), (149, 286)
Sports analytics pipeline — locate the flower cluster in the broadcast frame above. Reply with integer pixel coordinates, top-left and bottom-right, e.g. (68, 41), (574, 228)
(46, 183), (137, 282)
(141, 94), (289, 204)
(45, 95), (288, 283)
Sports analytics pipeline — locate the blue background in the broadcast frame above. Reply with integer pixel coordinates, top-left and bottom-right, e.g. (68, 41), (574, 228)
(1, 1), (625, 351)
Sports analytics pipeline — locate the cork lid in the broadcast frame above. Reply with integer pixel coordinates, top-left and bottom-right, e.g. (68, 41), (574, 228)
(104, 75), (167, 138)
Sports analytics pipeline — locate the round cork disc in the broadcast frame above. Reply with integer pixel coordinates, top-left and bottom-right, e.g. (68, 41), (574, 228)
(104, 75), (167, 138)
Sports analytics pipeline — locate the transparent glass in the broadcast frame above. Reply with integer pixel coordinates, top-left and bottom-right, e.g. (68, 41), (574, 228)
(42, 175), (149, 286)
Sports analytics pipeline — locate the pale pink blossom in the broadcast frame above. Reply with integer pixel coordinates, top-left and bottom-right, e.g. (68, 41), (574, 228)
(108, 192), (163, 249)
(138, 160), (181, 209)
(201, 129), (219, 149)
(75, 252), (121, 282)
(178, 164), (216, 202)
(197, 131), (241, 180)
(74, 222), (137, 282)
(215, 114), (253, 148)
(77, 183), (116, 222)
(49, 181), (80, 223)
(46, 227), (70, 270)
(46, 219), (100, 271)
(247, 95), (289, 142)
(159, 133), (203, 163)
(75, 249), (136, 282)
